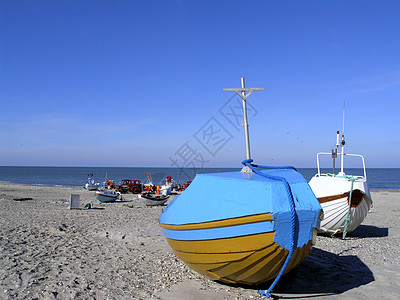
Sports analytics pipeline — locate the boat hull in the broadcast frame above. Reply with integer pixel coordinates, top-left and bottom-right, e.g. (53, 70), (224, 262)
(159, 170), (321, 285)
(95, 190), (120, 203)
(85, 183), (99, 191)
(139, 194), (169, 206)
(309, 175), (373, 235)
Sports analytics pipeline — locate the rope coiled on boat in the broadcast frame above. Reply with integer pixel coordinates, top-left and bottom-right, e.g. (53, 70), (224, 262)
(242, 159), (298, 298)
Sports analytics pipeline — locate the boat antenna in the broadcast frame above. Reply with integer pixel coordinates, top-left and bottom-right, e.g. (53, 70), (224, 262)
(342, 100), (346, 137)
(340, 100), (346, 175)
(223, 77), (264, 173)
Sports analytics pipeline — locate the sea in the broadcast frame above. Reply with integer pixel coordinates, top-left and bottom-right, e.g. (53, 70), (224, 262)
(0, 166), (399, 190)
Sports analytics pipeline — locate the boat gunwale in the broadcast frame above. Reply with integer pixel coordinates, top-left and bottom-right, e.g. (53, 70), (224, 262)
(317, 189), (367, 208)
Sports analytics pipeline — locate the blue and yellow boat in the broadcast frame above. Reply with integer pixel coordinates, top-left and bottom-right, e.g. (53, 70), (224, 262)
(159, 79), (322, 297)
(159, 161), (321, 288)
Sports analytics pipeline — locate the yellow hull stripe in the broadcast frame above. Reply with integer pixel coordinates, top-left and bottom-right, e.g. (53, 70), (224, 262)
(160, 213), (273, 231)
(167, 232), (275, 253)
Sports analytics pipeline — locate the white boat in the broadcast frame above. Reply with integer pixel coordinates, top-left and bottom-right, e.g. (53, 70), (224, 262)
(84, 173), (100, 191)
(309, 130), (373, 237)
(139, 192), (169, 206)
(95, 189), (121, 203)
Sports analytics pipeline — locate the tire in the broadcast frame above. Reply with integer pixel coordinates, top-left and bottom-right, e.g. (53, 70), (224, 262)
(131, 185), (141, 194)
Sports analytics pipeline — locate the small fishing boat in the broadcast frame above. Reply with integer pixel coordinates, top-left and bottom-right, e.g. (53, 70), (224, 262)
(309, 129), (373, 237)
(95, 189), (121, 203)
(84, 173), (100, 190)
(139, 193), (169, 206)
(159, 79), (322, 297)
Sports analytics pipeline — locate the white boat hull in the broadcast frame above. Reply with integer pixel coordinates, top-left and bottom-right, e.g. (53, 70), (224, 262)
(95, 190), (120, 203)
(139, 193), (169, 206)
(309, 175), (373, 235)
(85, 183), (100, 191)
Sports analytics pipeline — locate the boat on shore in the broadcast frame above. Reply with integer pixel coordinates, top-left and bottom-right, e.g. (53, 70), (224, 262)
(159, 78), (322, 297)
(309, 130), (372, 237)
(95, 189), (121, 203)
(139, 192), (169, 206)
(84, 173), (100, 191)
(160, 163), (321, 286)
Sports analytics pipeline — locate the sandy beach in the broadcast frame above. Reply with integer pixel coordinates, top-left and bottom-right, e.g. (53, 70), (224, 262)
(0, 182), (399, 299)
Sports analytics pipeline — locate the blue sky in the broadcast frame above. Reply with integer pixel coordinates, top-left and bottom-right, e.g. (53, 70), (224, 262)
(1, 0), (399, 168)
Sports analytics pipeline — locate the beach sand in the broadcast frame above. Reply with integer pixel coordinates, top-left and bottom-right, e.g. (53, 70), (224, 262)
(0, 182), (399, 299)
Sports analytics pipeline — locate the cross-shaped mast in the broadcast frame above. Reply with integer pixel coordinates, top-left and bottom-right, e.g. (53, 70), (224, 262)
(223, 77), (264, 173)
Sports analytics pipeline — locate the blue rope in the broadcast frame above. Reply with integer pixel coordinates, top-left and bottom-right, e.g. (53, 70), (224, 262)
(242, 159), (298, 298)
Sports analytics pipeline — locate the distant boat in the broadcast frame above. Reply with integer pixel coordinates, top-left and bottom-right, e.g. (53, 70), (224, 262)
(95, 189), (121, 203)
(158, 78), (322, 297)
(143, 172), (154, 191)
(139, 193), (169, 206)
(309, 129), (373, 237)
(84, 173), (100, 191)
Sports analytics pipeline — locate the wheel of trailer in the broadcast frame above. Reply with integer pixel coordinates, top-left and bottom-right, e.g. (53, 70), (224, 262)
(131, 185), (140, 194)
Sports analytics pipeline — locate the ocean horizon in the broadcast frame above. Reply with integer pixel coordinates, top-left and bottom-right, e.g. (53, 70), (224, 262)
(1, 166), (399, 190)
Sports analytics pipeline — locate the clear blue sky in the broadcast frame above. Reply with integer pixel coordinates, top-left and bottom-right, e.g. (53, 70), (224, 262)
(1, 0), (399, 168)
